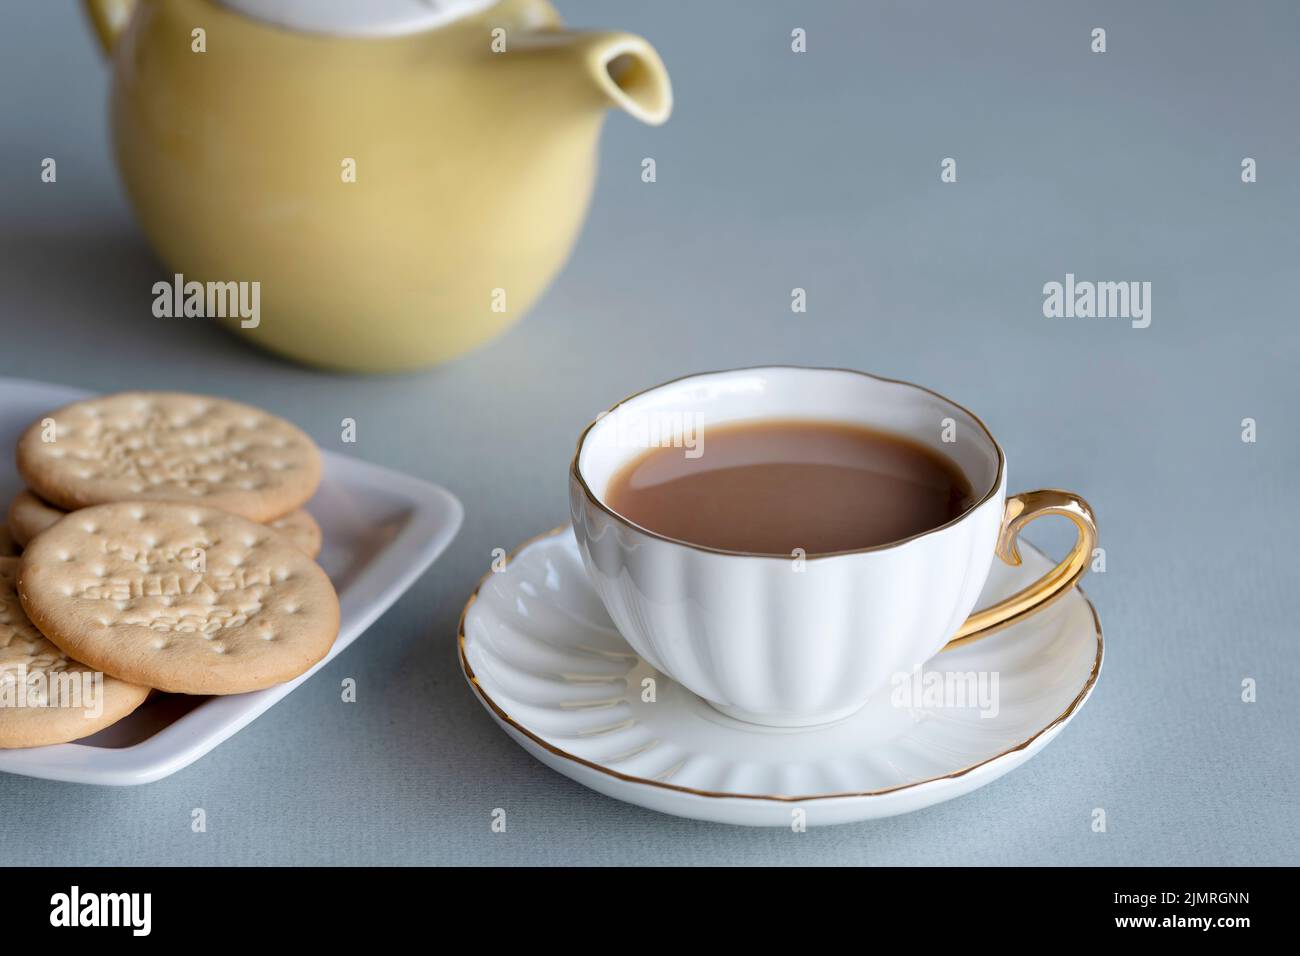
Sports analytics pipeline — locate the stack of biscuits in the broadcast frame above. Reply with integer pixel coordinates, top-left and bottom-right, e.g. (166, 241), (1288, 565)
(0, 391), (340, 748)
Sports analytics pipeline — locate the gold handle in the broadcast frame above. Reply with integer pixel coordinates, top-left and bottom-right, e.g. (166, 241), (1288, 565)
(83, 0), (135, 55)
(944, 489), (1097, 650)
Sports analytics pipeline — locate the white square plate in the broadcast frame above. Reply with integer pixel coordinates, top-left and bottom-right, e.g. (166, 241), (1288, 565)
(0, 377), (462, 785)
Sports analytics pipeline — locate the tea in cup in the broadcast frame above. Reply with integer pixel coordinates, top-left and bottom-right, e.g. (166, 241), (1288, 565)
(569, 367), (1096, 727)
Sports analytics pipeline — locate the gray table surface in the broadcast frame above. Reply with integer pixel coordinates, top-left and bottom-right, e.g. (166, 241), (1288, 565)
(1, 0), (1296, 866)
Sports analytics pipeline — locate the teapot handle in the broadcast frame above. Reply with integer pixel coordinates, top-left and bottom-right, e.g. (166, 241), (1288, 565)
(84, 0), (135, 54)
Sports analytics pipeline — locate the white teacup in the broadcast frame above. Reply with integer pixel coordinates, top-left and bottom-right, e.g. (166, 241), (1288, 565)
(569, 367), (1097, 727)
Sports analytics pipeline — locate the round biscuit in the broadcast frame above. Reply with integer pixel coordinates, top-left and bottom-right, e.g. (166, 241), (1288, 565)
(16, 391), (321, 522)
(11, 488), (323, 558)
(267, 508), (323, 559)
(18, 502), (340, 695)
(8, 488), (64, 548)
(0, 557), (151, 748)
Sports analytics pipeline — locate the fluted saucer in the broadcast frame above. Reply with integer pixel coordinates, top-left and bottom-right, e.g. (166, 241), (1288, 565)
(459, 526), (1102, 827)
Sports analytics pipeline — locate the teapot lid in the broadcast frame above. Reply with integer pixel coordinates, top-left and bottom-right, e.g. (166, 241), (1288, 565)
(215, 0), (499, 37)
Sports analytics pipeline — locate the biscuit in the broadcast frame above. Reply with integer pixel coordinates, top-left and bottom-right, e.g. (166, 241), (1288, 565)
(267, 508), (323, 559)
(18, 502), (340, 695)
(0, 557), (150, 748)
(0, 526), (18, 557)
(9, 487), (322, 558)
(8, 488), (63, 548)
(16, 391), (321, 523)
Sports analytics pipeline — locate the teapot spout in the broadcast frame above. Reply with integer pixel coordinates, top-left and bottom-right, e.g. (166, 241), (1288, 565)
(581, 32), (672, 126)
(518, 30), (672, 126)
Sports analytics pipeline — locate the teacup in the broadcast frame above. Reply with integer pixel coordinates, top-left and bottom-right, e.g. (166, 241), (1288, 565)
(569, 366), (1097, 727)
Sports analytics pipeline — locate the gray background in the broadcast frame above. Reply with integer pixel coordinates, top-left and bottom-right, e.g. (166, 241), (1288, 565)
(1, 0), (1297, 865)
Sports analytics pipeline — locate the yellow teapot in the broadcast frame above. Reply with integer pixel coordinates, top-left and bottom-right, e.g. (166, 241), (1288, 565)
(83, 0), (672, 372)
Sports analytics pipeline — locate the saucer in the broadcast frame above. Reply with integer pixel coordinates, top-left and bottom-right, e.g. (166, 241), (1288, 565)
(459, 527), (1103, 827)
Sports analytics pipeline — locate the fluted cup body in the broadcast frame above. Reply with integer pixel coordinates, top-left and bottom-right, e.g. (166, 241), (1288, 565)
(570, 367), (1007, 727)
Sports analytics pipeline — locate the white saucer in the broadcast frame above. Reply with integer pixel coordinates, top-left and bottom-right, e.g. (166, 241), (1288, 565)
(459, 526), (1103, 827)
